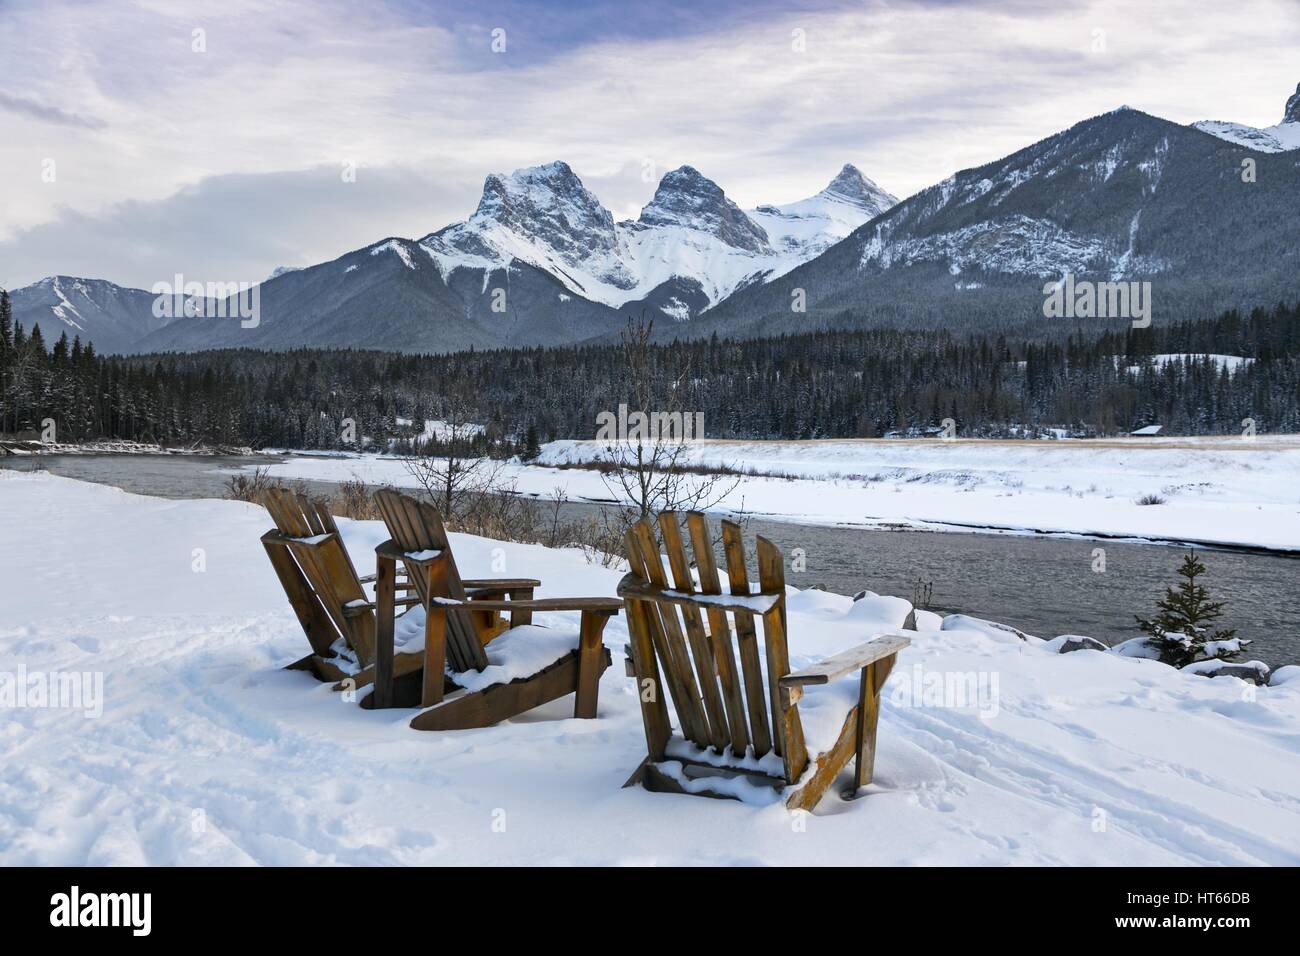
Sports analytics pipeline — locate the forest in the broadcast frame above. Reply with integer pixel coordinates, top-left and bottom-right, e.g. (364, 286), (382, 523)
(2, 290), (1298, 451)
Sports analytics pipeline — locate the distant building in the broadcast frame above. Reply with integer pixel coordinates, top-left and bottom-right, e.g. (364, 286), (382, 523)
(1130, 424), (1163, 436)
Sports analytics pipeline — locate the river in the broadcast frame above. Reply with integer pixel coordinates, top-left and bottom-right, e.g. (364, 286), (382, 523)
(4, 452), (1296, 664)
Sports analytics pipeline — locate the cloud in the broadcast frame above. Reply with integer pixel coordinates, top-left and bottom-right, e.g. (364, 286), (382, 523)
(0, 0), (1297, 289)
(0, 91), (107, 129)
(0, 165), (480, 291)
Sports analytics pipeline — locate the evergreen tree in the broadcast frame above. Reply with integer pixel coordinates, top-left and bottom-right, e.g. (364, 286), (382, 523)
(0, 288), (12, 353)
(1136, 551), (1240, 666)
(520, 423), (541, 461)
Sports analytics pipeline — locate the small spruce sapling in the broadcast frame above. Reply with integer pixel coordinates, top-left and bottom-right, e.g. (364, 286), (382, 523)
(1135, 550), (1243, 667)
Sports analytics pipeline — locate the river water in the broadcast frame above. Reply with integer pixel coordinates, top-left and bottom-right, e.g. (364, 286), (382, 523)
(4, 452), (1296, 664)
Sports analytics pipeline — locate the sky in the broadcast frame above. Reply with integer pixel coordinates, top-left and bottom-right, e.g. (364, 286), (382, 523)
(1, 0), (1298, 291)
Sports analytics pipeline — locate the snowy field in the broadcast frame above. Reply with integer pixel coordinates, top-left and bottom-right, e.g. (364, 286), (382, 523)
(2, 471), (1299, 866)
(252, 435), (1300, 552)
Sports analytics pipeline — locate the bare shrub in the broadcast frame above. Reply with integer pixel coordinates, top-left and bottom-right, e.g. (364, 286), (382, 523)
(222, 467), (306, 505)
(1135, 493), (1167, 506)
(331, 477), (392, 520)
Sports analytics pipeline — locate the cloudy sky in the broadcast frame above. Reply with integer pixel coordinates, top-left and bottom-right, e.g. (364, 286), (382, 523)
(1, 0), (1297, 291)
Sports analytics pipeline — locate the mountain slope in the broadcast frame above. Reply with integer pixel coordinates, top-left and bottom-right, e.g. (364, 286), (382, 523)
(134, 236), (632, 354)
(1194, 82), (1300, 152)
(8, 277), (171, 355)
(749, 163), (896, 260)
(683, 108), (1300, 340)
(64, 159), (893, 353)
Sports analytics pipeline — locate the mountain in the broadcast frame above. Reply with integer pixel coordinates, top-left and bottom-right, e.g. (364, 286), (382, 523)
(422, 161), (892, 321)
(1193, 81), (1300, 152)
(7, 277), (172, 355)
(681, 108), (1300, 340)
(14, 160), (890, 354)
(748, 163), (896, 259)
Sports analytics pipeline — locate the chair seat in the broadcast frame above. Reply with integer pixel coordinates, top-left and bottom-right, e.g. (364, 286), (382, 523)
(391, 605), (582, 692)
(451, 624), (581, 693)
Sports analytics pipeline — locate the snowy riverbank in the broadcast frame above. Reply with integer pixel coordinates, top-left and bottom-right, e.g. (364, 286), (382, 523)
(2, 471), (1298, 865)
(249, 435), (1300, 552)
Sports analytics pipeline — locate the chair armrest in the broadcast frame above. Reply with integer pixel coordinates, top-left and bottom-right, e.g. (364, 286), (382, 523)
(461, 578), (542, 590)
(359, 570), (410, 584)
(433, 596), (622, 615)
(375, 540), (444, 566)
(779, 635), (911, 689)
(342, 600), (375, 618)
(265, 529), (338, 549)
(616, 573), (781, 615)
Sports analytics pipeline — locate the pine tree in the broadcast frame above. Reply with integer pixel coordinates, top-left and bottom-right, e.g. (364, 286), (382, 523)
(521, 423), (541, 461)
(1136, 551), (1240, 667)
(0, 288), (12, 354)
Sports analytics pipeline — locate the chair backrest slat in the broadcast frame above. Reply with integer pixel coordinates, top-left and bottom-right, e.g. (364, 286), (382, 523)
(685, 512), (751, 755)
(720, 519), (774, 757)
(659, 513), (729, 752)
(374, 489), (489, 674)
(756, 536), (801, 765)
(629, 519), (710, 747)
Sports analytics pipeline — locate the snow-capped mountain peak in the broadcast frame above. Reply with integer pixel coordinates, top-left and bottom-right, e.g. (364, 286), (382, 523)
(1284, 81), (1300, 125)
(747, 165), (898, 260)
(633, 166), (770, 253)
(1193, 81), (1300, 153)
(821, 163), (895, 211)
(421, 160), (637, 297)
(470, 160), (621, 259)
(416, 159), (895, 319)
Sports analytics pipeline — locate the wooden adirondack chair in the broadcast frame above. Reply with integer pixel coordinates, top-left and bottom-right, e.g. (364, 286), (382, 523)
(260, 487), (425, 688)
(617, 511), (910, 811)
(370, 489), (622, 730)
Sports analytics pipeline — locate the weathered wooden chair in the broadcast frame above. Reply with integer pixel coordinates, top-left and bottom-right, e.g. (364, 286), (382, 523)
(618, 512), (910, 811)
(261, 487), (427, 689)
(370, 489), (622, 730)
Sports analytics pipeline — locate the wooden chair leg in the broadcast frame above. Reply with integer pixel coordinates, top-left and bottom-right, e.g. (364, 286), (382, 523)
(853, 653), (896, 790)
(509, 587), (535, 628)
(422, 603), (448, 709)
(573, 610), (612, 718)
(373, 554), (396, 709)
(853, 662), (881, 790)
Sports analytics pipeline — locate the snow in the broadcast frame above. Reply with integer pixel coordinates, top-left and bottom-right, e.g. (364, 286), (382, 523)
(448, 625), (580, 693)
(369, 240), (417, 270)
(254, 435), (1300, 552)
(1193, 119), (1300, 153)
(1125, 354), (1253, 375)
(1182, 659), (1270, 680)
(419, 161), (893, 315)
(394, 419), (485, 444)
(291, 533), (333, 546)
(4, 470), (1299, 865)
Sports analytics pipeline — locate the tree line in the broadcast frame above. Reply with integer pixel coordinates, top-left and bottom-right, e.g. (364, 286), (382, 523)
(2, 289), (1298, 449)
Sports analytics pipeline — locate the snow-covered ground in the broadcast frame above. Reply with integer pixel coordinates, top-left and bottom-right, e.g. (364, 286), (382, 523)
(250, 435), (1300, 552)
(2, 471), (1298, 865)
